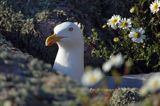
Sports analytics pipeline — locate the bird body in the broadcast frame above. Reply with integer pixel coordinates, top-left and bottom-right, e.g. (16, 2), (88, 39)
(45, 22), (84, 82)
(54, 43), (84, 82)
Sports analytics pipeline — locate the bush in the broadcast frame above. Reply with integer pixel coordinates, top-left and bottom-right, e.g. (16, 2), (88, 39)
(86, 0), (160, 74)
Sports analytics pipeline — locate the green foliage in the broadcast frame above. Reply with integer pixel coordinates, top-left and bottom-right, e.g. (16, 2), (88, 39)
(86, 0), (160, 73)
(85, 29), (111, 60)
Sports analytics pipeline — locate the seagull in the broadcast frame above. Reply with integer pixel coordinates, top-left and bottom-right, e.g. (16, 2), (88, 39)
(45, 22), (84, 82)
(45, 22), (151, 88)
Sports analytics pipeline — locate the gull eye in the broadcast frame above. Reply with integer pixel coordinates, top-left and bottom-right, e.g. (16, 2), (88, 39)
(68, 27), (74, 32)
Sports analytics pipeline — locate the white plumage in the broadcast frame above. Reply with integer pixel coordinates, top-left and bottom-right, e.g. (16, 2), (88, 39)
(46, 22), (84, 82)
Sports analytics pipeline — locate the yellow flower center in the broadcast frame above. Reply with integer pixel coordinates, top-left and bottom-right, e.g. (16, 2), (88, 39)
(152, 81), (159, 88)
(133, 32), (141, 38)
(113, 37), (119, 42)
(121, 21), (128, 27)
(90, 75), (97, 83)
(111, 19), (118, 24)
(153, 3), (159, 11)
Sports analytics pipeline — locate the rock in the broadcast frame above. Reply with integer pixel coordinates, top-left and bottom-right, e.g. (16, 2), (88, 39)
(109, 88), (142, 106)
(0, 33), (88, 106)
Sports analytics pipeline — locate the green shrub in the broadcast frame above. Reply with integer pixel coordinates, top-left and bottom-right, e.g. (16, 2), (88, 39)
(86, 0), (160, 73)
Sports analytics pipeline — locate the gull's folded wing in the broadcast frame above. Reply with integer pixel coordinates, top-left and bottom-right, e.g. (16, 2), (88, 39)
(93, 72), (160, 89)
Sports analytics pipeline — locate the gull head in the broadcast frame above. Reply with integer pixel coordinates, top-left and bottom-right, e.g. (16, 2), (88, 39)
(45, 22), (83, 48)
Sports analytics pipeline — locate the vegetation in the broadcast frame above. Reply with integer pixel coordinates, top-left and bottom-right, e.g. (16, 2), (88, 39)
(86, 0), (160, 74)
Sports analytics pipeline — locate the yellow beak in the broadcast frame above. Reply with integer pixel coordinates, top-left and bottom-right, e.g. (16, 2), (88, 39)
(45, 34), (61, 46)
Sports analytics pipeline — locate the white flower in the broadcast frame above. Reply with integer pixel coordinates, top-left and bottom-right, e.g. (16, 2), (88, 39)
(130, 7), (135, 13)
(81, 68), (103, 86)
(140, 75), (160, 96)
(102, 62), (112, 72)
(107, 15), (121, 29)
(119, 18), (132, 29)
(102, 53), (124, 72)
(150, 0), (160, 14)
(110, 53), (124, 67)
(129, 28), (146, 43)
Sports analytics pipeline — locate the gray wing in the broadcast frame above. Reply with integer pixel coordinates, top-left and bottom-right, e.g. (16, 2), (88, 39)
(93, 72), (160, 89)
